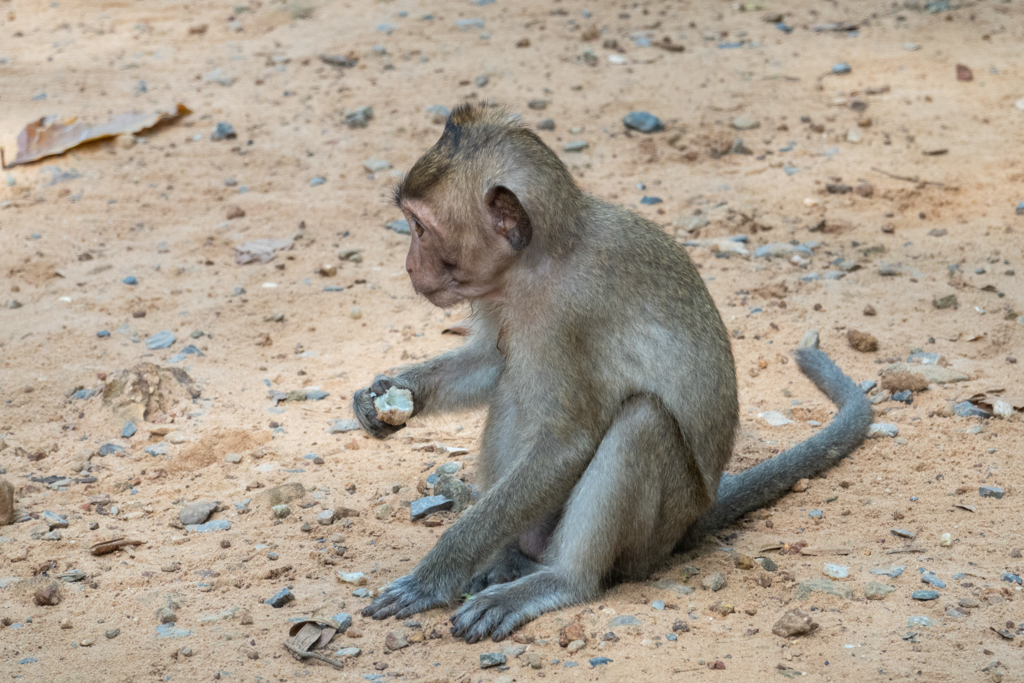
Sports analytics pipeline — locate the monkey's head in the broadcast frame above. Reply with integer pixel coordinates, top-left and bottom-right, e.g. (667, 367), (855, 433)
(392, 102), (582, 308)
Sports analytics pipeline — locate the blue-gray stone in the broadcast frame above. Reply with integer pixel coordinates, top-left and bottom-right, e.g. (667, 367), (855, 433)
(1017, 200), (1024, 215)
(97, 330), (110, 338)
(352, 588), (370, 598)
(652, 600), (665, 610)
(267, 587), (295, 608)
(666, 633), (677, 641)
(71, 388), (100, 400)
(426, 473), (439, 486)
(19, 658), (38, 664)
(410, 495), (453, 520)
(333, 612), (353, 632)
(1001, 571), (1022, 585)
(327, 419), (359, 434)
(123, 276), (138, 285)
(185, 520), (231, 533)
(480, 652), (506, 668)
(145, 442), (168, 456)
(386, 219), (411, 235)
(437, 462), (462, 475)
(42, 511), (69, 528)
(155, 624), (193, 638)
(891, 528), (915, 539)
(979, 486), (1004, 499)
(304, 389), (329, 401)
(907, 352), (940, 365)
(833, 63), (851, 74)
(912, 590), (939, 601)
(98, 443), (124, 456)
(211, 122), (236, 141)
(608, 615), (641, 627)
(809, 509), (824, 519)
(891, 390), (913, 404)
(953, 401), (991, 418)
(310, 176), (326, 187)
(921, 573), (945, 588)
(640, 196), (662, 205)
(860, 380), (877, 393)
(589, 657), (613, 667)
(907, 616), (933, 628)
(122, 422), (137, 438)
(622, 111), (664, 133)
(456, 17), (485, 30)
(145, 330), (175, 350)
(426, 104), (450, 119)
(563, 140), (589, 152)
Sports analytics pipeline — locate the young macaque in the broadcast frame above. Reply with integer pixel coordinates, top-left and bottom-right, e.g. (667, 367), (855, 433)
(352, 102), (871, 642)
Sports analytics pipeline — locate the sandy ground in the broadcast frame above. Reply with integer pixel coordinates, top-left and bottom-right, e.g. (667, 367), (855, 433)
(1, 0), (1024, 681)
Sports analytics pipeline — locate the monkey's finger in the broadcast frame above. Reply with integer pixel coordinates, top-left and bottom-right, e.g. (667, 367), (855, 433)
(393, 597), (439, 620)
(491, 613), (527, 642)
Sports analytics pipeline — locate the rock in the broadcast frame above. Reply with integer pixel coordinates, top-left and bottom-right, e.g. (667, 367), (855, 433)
(796, 579), (852, 600)
(317, 510), (335, 526)
(734, 554), (754, 570)
(880, 371), (929, 393)
(363, 158), (391, 174)
(753, 242), (812, 258)
(267, 588), (294, 608)
(867, 423), (898, 438)
(771, 608), (818, 638)
(761, 557), (778, 572)
(730, 115), (760, 131)
(954, 401), (991, 418)
(121, 421), (137, 438)
(433, 474), (471, 512)
(374, 387), (414, 425)
(880, 362), (968, 387)
(226, 205), (245, 220)
(939, 533), (952, 547)
(480, 652), (506, 668)
(623, 111), (664, 133)
(559, 620), (586, 646)
(608, 615), (641, 629)
(309, 176), (326, 187)
(179, 501), (217, 526)
(374, 504), (393, 519)
(33, 583), (61, 606)
(204, 67), (234, 86)
(345, 106), (373, 128)
(338, 572), (367, 586)
(822, 564), (849, 579)
(0, 478), (15, 525)
(567, 639), (586, 653)
(185, 520), (230, 533)
(223, 452), (242, 464)
(328, 419), (360, 434)
(920, 572), (945, 588)
(272, 504), (291, 519)
(260, 482), (306, 506)
(912, 590), (940, 601)
(847, 329), (878, 352)
(992, 399), (1014, 418)
(235, 238), (294, 265)
(759, 411), (794, 426)
(123, 275), (138, 285)
(210, 122), (236, 141)
(410, 495), (453, 520)
(933, 294), (958, 309)
(563, 140), (589, 152)
(846, 128), (863, 144)
(798, 329), (819, 349)
(105, 629), (120, 639)
(864, 582), (894, 600)
(385, 632), (409, 651)
(729, 138), (753, 155)
(891, 528), (915, 539)
(336, 647), (361, 657)
(145, 331), (176, 350)
(536, 118), (555, 131)
(979, 486), (1004, 499)
(833, 62), (851, 74)
(869, 565), (905, 578)
(791, 479), (810, 493)
(702, 572), (726, 591)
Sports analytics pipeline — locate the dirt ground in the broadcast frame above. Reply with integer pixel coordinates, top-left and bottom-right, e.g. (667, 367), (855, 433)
(1, 0), (1023, 681)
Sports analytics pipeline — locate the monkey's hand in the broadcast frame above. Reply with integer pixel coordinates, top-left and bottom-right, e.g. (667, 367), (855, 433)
(353, 375), (411, 439)
(361, 567), (464, 620)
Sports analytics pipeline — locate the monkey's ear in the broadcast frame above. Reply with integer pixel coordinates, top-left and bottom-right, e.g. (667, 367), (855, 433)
(486, 186), (533, 251)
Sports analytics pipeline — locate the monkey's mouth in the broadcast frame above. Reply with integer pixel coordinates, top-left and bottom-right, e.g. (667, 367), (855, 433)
(420, 286), (465, 309)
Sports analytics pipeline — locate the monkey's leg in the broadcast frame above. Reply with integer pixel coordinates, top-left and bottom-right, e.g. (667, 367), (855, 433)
(450, 395), (708, 642)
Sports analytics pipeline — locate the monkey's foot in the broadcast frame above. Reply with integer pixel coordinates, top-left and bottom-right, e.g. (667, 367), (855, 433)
(450, 571), (589, 643)
(361, 573), (454, 620)
(469, 545), (542, 594)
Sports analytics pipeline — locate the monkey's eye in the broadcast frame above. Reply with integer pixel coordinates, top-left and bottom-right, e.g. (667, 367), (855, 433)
(412, 218), (424, 238)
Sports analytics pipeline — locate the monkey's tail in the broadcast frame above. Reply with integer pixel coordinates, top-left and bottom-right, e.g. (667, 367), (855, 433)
(675, 347), (873, 552)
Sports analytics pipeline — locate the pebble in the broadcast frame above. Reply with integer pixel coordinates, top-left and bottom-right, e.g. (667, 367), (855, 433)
(891, 390), (913, 404)
(759, 411), (794, 426)
(223, 453), (242, 464)
(864, 582), (894, 600)
(410, 495), (453, 520)
(204, 67), (234, 86)
(868, 423), (898, 438)
(145, 331), (175, 350)
(328, 419), (360, 434)
(753, 242), (812, 258)
(121, 421), (137, 438)
(272, 504), (291, 519)
(338, 572), (367, 586)
(912, 590), (939, 601)
(145, 443), (168, 456)
(771, 608), (818, 638)
(939, 533), (952, 547)
(992, 399), (1014, 418)
(1001, 571), (1022, 585)
(185, 520), (230, 533)
(590, 657), (613, 667)
(891, 528), (915, 539)
(832, 62), (851, 75)
(374, 504), (393, 519)
(345, 106), (373, 128)
(623, 111), (664, 133)
(309, 176), (326, 187)
(336, 647), (361, 657)
(97, 330), (110, 338)
(796, 579), (852, 600)
(480, 652), (506, 668)
(317, 510), (336, 526)
(157, 607), (177, 624)
(730, 115), (760, 131)
(105, 628), (120, 639)
(823, 564), (849, 579)
(954, 401), (991, 418)
(701, 572), (726, 591)
(979, 486), (1004, 499)
(859, 380), (877, 393)
(907, 616), (933, 628)
(363, 158), (391, 174)
(267, 588), (294, 608)
(122, 276), (138, 285)
(798, 329), (820, 349)
(808, 509), (824, 519)
(210, 122), (236, 141)
(563, 140), (589, 152)
(536, 118), (555, 130)
(921, 572), (946, 588)
(179, 501), (218, 526)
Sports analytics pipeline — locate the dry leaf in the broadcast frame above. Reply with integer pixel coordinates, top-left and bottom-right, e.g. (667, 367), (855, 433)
(90, 537), (147, 556)
(4, 104), (191, 168)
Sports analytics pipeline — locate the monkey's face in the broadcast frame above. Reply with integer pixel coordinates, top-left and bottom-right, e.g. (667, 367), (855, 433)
(400, 198), (514, 308)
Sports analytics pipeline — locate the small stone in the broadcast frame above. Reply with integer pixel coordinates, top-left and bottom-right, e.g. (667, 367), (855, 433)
(808, 509), (824, 519)
(759, 411), (794, 426)
(869, 565), (905, 578)
(710, 600), (734, 616)
(260, 482), (305, 506)
(145, 330), (175, 350)
(791, 478), (810, 493)
(267, 588), (294, 608)
(847, 329), (878, 352)
(527, 653), (543, 669)
(890, 528), (916, 539)
(410, 495), (453, 520)
(33, 583), (61, 606)
(179, 501), (217, 526)
(185, 520), (230, 533)
(760, 557), (778, 572)
(734, 554), (754, 570)
(1001, 571), (1023, 585)
(796, 579), (852, 600)
(823, 564), (849, 579)
(798, 329), (819, 349)
(374, 504), (393, 519)
(730, 115), (760, 131)
(338, 572), (367, 586)
(563, 140), (590, 152)
(157, 607), (177, 624)
(954, 401), (992, 418)
(528, 99), (549, 110)
(868, 423), (898, 438)
(979, 486), (1004, 499)
(210, 122), (236, 141)
(939, 533), (952, 547)
(80, 639), (94, 647)
(319, 264), (337, 277)
(336, 647), (361, 657)
(345, 106), (373, 128)
(121, 421), (137, 438)
(309, 176), (326, 187)
(60, 619), (72, 629)
(864, 582), (894, 600)
(863, 304), (877, 316)
(536, 118), (555, 131)
(385, 219), (410, 235)
(566, 639), (586, 653)
(272, 504), (291, 519)
(846, 128), (863, 144)
(317, 510), (335, 526)
(623, 111), (664, 133)
(933, 294), (958, 310)
(123, 275), (138, 285)
(385, 631), (409, 651)
(374, 387), (414, 425)
(912, 590), (940, 601)
(204, 67), (235, 86)
(920, 573), (946, 588)
(475, 75), (489, 87)
(226, 205), (245, 220)
(362, 158), (391, 174)
(702, 572), (726, 591)
(433, 474), (471, 512)
(992, 399), (1014, 418)
(480, 652), (506, 668)
(771, 608), (818, 638)
(105, 628), (120, 639)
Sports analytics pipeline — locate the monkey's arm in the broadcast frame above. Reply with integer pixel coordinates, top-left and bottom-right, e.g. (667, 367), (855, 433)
(353, 323), (504, 438)
(362, 428), (595, 619)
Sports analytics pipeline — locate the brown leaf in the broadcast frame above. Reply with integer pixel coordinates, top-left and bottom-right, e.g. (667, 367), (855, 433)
(90, 537), (147, 556)
(4, 104), (191, 168)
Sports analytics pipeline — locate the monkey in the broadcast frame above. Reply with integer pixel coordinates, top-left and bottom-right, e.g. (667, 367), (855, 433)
(352, 102), (872, 643)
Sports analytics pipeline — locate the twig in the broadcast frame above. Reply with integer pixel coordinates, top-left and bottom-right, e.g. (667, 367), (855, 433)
(887, 547), (926, 554)
(283, 640), (345, 670)
(870, 167), (945, 187)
